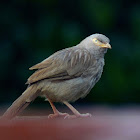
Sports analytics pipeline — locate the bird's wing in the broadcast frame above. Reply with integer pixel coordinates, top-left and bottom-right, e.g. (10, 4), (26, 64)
(27, 47), (96, 84)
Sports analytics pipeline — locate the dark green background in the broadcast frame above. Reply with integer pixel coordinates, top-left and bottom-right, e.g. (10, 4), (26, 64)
(1, 0), (140, 107)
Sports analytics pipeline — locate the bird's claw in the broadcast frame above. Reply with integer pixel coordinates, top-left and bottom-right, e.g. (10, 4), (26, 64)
(64, 115), (77, 119)
(48, 114), (58, 119)
(80, 113), (92, 118)
(48, 112), (69, 119)
(64, 113), (92, 119)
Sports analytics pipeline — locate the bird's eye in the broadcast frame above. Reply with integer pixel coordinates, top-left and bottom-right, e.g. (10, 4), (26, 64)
(93, 38), (100, 44)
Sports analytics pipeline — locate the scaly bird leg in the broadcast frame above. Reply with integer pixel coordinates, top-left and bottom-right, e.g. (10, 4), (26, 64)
(63, 101), (92, 119)
(47, 98), (68, 118)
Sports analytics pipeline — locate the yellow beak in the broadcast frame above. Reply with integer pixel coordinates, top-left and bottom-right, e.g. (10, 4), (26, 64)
(101, 43), (111, 49)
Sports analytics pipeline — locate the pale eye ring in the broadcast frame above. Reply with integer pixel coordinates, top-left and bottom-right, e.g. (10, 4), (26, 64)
(95, 39), (98, 42)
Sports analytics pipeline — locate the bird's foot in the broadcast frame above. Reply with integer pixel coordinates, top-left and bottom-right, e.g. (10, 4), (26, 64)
(48, 112), (69, 119)
(64, 113), (92, 119)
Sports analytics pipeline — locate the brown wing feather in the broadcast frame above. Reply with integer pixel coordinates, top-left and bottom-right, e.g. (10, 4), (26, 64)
(29, 57), (54, 70)
(27, 47), (95, 84)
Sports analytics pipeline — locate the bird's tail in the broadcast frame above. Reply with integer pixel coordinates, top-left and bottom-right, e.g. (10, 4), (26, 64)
(2, 85), (40, 120)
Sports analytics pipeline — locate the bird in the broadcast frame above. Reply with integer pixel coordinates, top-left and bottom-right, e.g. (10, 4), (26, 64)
(2, 33), (111, 119)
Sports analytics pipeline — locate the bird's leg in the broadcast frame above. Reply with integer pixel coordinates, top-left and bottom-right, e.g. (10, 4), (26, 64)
(47, 98), (68, 118)
(63, 101), (92, 119)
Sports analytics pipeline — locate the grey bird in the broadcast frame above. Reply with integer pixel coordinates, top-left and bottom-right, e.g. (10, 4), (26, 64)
(3, 33), (111, 119)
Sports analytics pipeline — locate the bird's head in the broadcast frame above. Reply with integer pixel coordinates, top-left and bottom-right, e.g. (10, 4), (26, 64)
(92, 34), (111, 49)
(81, 33), (111, 49)
(79, 33), (111, 58)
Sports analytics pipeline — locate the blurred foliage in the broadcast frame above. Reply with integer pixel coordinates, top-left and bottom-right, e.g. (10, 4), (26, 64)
(0, 0), (140, 105)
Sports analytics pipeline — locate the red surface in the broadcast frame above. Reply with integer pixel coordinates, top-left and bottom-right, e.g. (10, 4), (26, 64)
(0, 115), (140, 140)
